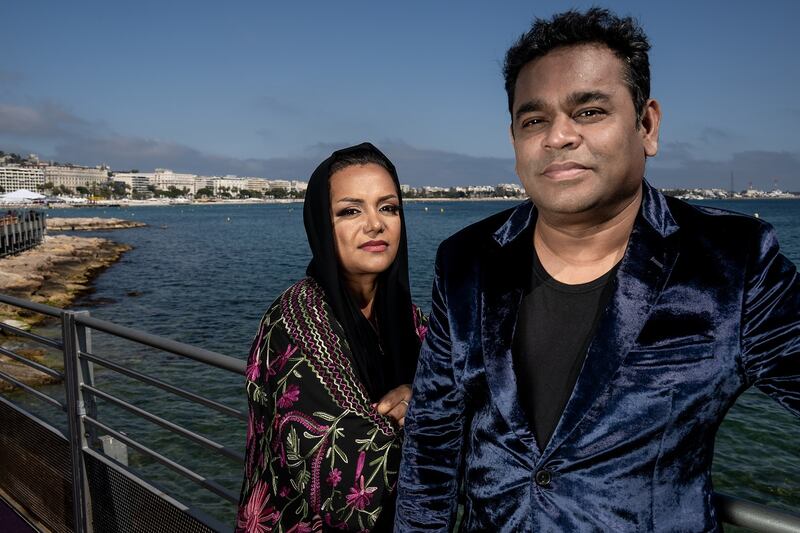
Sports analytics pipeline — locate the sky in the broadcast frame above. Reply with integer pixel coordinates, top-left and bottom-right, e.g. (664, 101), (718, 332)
(2, 0), (799, 190)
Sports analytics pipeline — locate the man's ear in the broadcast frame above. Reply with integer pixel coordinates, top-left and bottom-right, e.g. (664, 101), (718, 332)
(640, 98), (661, 157)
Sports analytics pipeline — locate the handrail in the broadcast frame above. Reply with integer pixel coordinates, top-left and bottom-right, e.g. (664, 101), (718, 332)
(75, 314), (245, 374)
(82, 383), (245, 463)
(0, 322), (63, 349)
(0, 368), (65, 410)
(715, 493), (800, 533)
(83, 416), (239, 504)
(0, 346), (63, 380)
(80, 349), (245, 420)
(0, 292), (62, 318)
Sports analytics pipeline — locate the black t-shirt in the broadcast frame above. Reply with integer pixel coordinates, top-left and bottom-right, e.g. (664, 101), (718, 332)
(512, 250), (617, 450)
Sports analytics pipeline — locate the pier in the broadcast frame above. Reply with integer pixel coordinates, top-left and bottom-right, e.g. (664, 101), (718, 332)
(1, 210), (46, 258)
(0, 292), (799, 532)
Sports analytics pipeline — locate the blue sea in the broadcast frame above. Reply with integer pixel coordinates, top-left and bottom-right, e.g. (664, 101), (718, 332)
(10, 198), (800, 525)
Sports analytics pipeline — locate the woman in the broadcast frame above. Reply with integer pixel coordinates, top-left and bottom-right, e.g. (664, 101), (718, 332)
(236, 143), (426, 532)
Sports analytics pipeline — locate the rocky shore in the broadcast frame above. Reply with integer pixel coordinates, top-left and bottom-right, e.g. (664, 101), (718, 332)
(46, 217), (146, 230)
(0, 234), (131, 391)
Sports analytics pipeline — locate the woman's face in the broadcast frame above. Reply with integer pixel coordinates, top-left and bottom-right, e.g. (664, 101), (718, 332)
(329, 163), (402, 280)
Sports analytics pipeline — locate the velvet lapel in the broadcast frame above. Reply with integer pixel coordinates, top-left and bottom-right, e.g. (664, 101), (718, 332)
(481, 202), (539, 458)
(541, 183), (681, 459)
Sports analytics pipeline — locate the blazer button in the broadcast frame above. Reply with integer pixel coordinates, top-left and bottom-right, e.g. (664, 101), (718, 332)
(535, 469), (552, 487)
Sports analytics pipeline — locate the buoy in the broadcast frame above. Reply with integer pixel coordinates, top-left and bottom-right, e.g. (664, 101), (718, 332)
(424, 207), (428, 211)
(440, 208), (444, 213)
(226, 217), (231, 222)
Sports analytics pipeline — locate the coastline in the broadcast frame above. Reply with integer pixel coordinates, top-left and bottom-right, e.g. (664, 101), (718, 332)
(0, 234), (130, 391)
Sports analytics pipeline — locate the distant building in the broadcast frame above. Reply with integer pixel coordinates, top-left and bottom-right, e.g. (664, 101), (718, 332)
(268, 179), (292, 190)
(245, 178), (271, 193)
(0, 166), (45, 192)
(212, 176), (248, 195)
(151, 169), (198, 194)
(44, 165), (109, 190)
(113, 172), (153, 194)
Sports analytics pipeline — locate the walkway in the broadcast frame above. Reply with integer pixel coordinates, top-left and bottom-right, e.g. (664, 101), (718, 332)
(0, 497), (38, 533)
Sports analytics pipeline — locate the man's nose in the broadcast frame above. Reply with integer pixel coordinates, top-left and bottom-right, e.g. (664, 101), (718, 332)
(544, 114), (581, 150)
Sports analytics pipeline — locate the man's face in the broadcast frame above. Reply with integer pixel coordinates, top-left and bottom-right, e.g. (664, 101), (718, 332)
(511, 43), (660, 220)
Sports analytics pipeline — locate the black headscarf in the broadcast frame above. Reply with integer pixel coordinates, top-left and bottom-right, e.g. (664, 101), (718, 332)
(303, 142), (420, 401)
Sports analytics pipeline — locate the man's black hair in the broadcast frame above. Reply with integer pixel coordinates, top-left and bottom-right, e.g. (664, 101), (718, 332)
(503, 7), (651, 124)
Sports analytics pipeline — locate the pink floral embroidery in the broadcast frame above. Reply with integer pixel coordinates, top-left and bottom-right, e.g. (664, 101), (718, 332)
(237, 480), (279, 532)
(286, 522), (316, 533)
(279, 485), (292, 498)
(345, 452), (377, 510)
(246, 325), (267, 382)
(268, 343), (299, 376)
(326, 468), (342, 487)
(246, 359), (261, 382)
(412, 306), (428, 341)
(277, 384), (301, 409)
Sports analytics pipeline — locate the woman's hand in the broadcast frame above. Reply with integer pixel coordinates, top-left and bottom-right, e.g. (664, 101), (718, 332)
(374, 384), (412, 427)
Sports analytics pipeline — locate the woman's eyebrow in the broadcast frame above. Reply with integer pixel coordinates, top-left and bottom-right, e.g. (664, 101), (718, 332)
(335, 197), (364, 204)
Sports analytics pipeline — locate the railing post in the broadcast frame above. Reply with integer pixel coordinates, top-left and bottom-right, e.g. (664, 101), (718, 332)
(62, 310), (94, 533)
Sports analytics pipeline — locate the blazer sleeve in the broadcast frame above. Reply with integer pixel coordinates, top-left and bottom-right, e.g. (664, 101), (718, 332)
(395, 249), (466, 531)
(740, 223), (800, 416)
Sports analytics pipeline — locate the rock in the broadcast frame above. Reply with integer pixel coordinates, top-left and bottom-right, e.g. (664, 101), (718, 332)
(46, 217), (146, 231)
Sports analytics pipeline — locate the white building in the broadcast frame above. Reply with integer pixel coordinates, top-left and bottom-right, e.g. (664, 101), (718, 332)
(290, 180), (307, 192)
(245, 178), (271, 193)
(268, 179), (292, 190)
(151, 169), (199, 194)
(212, 176), (248, 195)
(0, 166), (45, 193)
(112, 172), (153, 194)
(44, 165), (109, 191)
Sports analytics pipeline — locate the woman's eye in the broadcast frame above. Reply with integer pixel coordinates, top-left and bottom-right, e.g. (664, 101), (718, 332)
(380, 204), (400, 215)
(336, 208), (360, 217)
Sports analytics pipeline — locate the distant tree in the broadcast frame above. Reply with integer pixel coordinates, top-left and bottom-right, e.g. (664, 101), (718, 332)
(239, 189), (263, 199)
(111, 181), (128, 198)
(196, 186), (214, 198)
(271, 187), (288, 199)
(76, 186), (90, 196)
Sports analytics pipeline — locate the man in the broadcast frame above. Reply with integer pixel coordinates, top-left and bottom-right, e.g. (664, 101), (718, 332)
(395, 8), (799, 532)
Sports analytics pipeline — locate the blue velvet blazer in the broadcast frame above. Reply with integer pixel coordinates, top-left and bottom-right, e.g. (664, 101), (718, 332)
(395, 182), (800, 532)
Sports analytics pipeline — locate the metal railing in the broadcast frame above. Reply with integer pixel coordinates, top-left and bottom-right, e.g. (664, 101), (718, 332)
(0, 292), (799, 532)
(0, 209), (46, 257)
(0, 292), (245, 532)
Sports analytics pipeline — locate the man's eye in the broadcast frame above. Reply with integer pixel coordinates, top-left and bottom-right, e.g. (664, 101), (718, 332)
(576, 108), (605, 120)
(521, 117), (544, 128)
